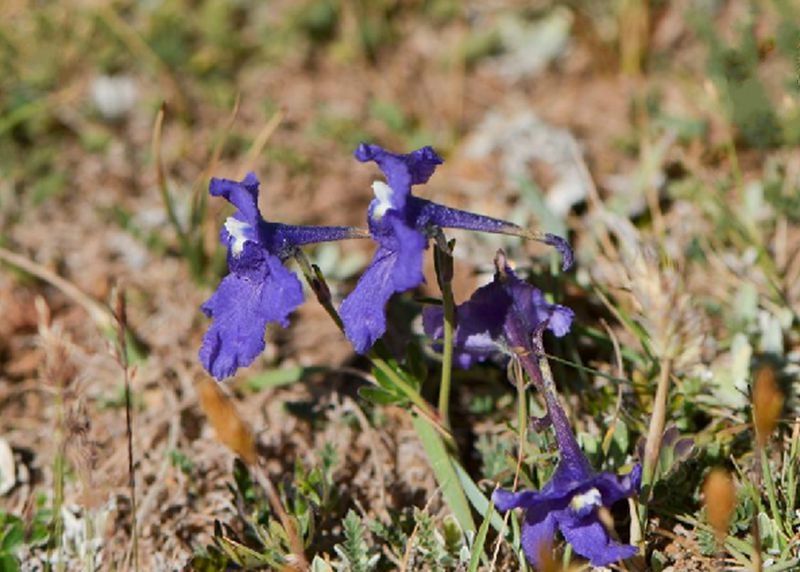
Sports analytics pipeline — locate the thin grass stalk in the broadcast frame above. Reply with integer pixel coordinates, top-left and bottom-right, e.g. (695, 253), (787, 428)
(115, 289), (139, 572)
(750, 438), (765, 572)
(52, 388), (66, 572)
(760, 448), (787, 543)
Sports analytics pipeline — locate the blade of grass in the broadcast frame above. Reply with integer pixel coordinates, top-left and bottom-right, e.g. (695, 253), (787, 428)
(412, 415), (475, 532)
(467, 500), (495, 572)
(453, 463), (504, 533)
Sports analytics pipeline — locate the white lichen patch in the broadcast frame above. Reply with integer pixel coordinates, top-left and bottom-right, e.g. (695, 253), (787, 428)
(224, 217), (253, 256)
(371, 181), (394, 220)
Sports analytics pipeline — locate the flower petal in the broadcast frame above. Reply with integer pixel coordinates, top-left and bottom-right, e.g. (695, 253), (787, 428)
(340, 249), (399, 354)
(506, 270), (574, 338)
(355, 144), (443, 212)
(424, 264), (573, 367)
(492, 488), (540, 512)
(544, 233), (574, 271)
(200, 247), (304, 380)
(557, 514), (638, 567)
(521, 508), (559, 568)
(424, 277), (510, 367)
(209, 172), (262, 226)
(340, 218), (426, 353)
(590, 464), (643, 507)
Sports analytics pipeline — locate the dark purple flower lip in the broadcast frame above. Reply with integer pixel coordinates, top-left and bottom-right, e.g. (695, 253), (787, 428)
(423, 249), (574, 370)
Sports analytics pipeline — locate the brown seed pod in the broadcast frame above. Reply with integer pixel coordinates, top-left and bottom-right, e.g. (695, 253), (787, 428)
(703, 468), (736, 544)
(752, 366), (784, 447)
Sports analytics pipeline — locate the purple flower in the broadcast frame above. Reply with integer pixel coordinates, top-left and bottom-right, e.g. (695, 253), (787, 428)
(493, 387), (642, 568)
(422, 255), (574, 369)
(200, 173), (363, 380)
(340, 144), (573, 354)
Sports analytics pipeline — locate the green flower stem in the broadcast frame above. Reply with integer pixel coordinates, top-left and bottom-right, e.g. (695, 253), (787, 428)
(433, 236), (456, 430)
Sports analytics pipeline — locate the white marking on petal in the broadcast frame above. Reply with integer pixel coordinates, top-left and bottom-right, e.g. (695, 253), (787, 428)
(570, 488), (602, 512)
(224, 217), (252, 257)
(371, 180), (394, 221)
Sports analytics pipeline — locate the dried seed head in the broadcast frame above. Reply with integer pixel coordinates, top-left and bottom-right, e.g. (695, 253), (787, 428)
(196, 377), (257, 465)
(703, 468), (736, 544)
(593, 215), (705, 373)
(753, 365), (784, 447)
(35, 297), (79, 390)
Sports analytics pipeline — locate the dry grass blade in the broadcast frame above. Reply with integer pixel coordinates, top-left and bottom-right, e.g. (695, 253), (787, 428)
(241, 107), (286, 176)
(151, 105), (186, 244)
(0, 246), (112, 330)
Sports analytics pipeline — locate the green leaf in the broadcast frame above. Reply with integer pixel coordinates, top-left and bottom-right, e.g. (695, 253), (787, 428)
(247, 366), (326, 391)
(311, 555), (334, 572)
(453, 463), (505, 533)
(0, 554), (20, 572)
(412, 415), (475, 532)
(358, 386), (404, 406)
(215, 536), (272, 567)
(372, 354), (421, 392)
(467, 500), (494, 572)
(0, 520), (23, 552)
(213, 524), (275, 568)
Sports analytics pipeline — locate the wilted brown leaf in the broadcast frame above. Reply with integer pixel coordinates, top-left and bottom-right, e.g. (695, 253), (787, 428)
(196, 377), (257, 465)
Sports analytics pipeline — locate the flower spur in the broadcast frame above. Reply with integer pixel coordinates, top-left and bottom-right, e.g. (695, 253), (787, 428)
(339, 143), (574, 354)
(200, 173), (367, 380)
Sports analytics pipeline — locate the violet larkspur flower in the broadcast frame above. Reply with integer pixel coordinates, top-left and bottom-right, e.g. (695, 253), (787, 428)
(423, 252), (574, 369)
(340, 143), (573, 354)
(200, 173), (365, 380)
(493, 386), (642, 568)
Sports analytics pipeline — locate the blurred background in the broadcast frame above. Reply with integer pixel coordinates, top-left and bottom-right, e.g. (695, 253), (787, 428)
(1, 0), (799, 569)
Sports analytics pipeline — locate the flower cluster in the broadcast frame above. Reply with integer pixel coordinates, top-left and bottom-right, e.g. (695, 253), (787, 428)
(424, 252), (641, 567)
(200, 144), (569, 379)
(199, 144), (640, 568)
